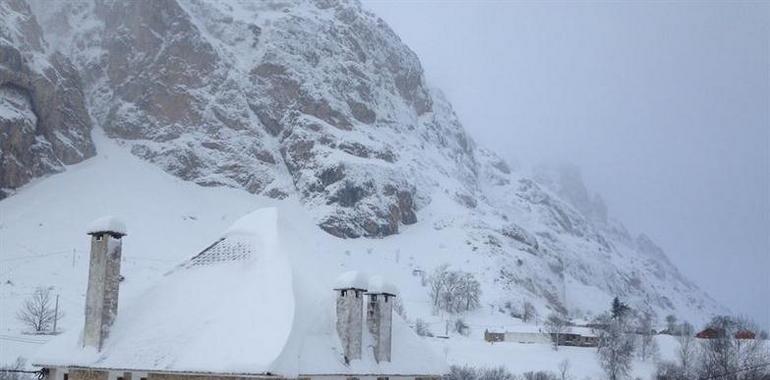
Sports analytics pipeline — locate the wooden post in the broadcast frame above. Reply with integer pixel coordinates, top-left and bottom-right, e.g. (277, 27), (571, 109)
(53, 294), (59, 334)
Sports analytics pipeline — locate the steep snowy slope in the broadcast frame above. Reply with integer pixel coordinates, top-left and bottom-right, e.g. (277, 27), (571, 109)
(0, 0), (94, 198)
(2, 0), (725, 362)
(0, 134), (722, 380)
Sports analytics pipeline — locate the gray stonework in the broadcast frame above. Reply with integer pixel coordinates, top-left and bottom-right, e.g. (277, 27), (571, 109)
(335, 288), (364, 363)
(366, 293), (394, 363)
(68, 370), (107, 380)
(83, 231), (124, 349)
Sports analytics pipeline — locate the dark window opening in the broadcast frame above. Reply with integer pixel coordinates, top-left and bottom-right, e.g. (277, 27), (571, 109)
(117, 377), (124, 380)
(95, 235), (103, 241)
(63, 374), (68, 380)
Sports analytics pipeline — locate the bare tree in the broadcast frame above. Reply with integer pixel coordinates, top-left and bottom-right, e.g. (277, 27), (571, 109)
(414, 318), (432, 337)
(16, 287), (62, 334)
(523, 301), (536, 323)
(544, 312), (568, 351)
(677, 324), (697, 379)
(429, 265), (482, 314)
(637, 312), (657, 361)
(0, 357), (31, 380)
(557, 359), (570, 380)
(597, 302), (635, 380)
(665, 314), (677, 334)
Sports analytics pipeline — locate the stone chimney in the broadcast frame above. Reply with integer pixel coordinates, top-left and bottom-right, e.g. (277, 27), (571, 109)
(366, 275), (397, 363)
(83, 217), (126, 349)
(334, 271), (367, 363)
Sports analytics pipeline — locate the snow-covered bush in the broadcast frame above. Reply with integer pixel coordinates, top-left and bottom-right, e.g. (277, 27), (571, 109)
(520, 371), (557, 380)
(444, 366), (514, 380)
(454, 318), (470, 336)
(444, 366), (478, 380)
(393, 297), (407, 320)
(0, 358), (32, 380)
(414, 318), (433, 337)
(478, 367), (515, 380)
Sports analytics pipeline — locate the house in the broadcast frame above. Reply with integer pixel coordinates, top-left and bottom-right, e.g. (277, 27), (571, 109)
(33, 208), (446, 380)
(696, 327), (722, 339)
(735, 330), (756, 340)
(483, 326), (597, 347)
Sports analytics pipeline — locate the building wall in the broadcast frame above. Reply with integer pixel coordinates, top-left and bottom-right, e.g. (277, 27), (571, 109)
(69, 369), (108, 380)
(503, 332), (550, 344)
(53, 368), (438, 380)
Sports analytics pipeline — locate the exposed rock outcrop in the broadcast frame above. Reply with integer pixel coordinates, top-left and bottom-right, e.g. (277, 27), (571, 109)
(0, 0), (94, 198)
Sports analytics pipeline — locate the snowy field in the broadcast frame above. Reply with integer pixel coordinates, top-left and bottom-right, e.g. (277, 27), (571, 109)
(0, 132), (735, 379)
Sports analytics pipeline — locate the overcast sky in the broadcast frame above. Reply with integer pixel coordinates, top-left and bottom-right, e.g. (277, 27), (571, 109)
(363, 0), (770, 329)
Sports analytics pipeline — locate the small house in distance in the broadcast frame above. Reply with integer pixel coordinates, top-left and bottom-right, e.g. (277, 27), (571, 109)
(33, 208), (446, 380)
(483, 325), (598, 347)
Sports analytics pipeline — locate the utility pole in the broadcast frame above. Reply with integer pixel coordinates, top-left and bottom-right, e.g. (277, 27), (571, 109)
(53, 294), (59, 334)
(72, 249), (76, 267)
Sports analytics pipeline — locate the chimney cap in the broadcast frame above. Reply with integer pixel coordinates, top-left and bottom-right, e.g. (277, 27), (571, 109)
(333, 270), (368, 291)
(87, 216), (127, 237)
(365, 274), (398, 296)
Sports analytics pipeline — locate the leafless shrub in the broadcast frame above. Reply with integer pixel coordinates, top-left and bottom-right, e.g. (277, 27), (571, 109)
(16, 287), (62, 334)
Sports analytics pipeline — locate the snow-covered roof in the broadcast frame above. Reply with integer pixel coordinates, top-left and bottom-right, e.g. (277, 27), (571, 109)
(86, 216), (127, 236)
(34, 207), (446, 377)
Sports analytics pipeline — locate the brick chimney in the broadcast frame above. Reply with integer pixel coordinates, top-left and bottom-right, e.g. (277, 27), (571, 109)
(366, 275), (397, 363)
(83, 217), (126, 349)
(334, 271), (367, 363)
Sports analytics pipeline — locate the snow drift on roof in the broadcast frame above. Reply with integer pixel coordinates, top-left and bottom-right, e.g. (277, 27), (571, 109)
(367, 274), (398, 295)
(334, 270), (369, 290)
(86, 216), (127, 235)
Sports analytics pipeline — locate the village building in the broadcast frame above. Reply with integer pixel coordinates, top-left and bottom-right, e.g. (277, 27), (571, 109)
(483, 326), (598, 347)
(33, 208), (446, 380)
(695, 327), (757, 340)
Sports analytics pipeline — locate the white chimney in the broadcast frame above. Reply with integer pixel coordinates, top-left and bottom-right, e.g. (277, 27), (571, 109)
(334, 271), (367, 363)
(366, 275), (397, 363)
(83, 216), (126, 349)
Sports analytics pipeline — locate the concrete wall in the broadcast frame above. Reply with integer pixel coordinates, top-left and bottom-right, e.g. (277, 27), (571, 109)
(366, 294), (393, 363)
(336, 289), (364, 362)
(503, 332), (550, 344)
(83, 233), (123, 349)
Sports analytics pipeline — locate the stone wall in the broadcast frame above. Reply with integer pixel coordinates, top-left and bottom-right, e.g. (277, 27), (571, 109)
(335, 289), (364, 362)
(69, 370), (108, 380)
(366, 294), (393, 363)
(83, 233), (123, 348)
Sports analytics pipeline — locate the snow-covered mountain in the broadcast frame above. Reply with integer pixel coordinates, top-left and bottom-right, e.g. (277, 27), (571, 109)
(1, 0), (723, 352)
(0, 0), (94, 198)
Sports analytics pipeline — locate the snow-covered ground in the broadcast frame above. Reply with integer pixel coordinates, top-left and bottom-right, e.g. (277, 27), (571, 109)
(0, 132), (717, 379)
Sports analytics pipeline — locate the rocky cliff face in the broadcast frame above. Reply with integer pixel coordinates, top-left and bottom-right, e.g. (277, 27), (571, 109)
(0, 0), (94, 198)
(11, 0), (722, 319)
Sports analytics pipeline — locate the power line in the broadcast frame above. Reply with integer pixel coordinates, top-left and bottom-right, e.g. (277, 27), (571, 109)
(0, 335), (48, 344)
